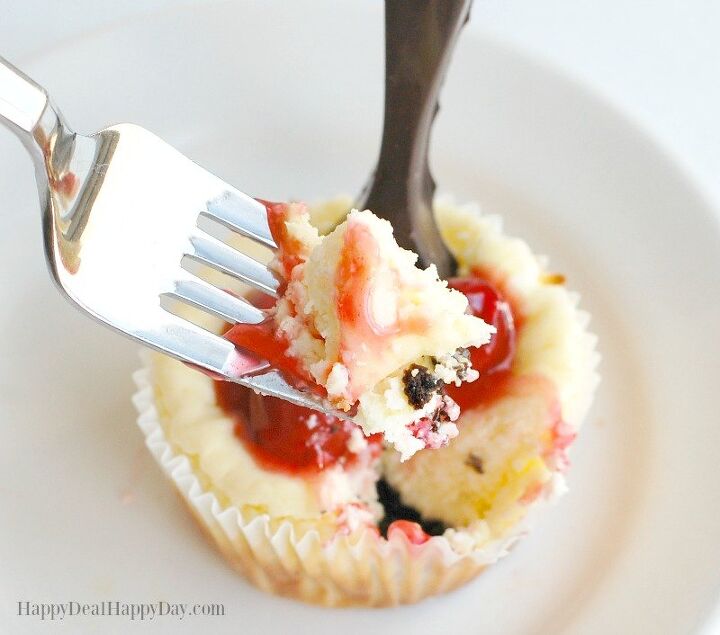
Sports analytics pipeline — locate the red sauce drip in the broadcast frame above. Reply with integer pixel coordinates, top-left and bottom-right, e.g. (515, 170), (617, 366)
(445, 272), (521, 411)
(216, 381), (380, 474)
(260, 199), (306, 283)
(335, 221), (399, 401)
(216, 290), (381, 475)
(387, 520), (431, 545)
(222, 283), (315, 388)
(337, 221), (397, 336)
(223, 320), (312, 387)
(448, 276), (516, 374)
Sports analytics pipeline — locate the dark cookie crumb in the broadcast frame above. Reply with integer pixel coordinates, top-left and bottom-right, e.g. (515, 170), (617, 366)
(377, 478), (447, 537)
(403, 364), (441, 409)
(465, 453), (484, 474)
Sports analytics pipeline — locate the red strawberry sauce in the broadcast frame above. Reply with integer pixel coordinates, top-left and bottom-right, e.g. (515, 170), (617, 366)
(218, 291), (383, 475)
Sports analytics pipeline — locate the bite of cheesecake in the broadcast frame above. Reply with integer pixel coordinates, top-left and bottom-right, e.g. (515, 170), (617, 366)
(251, 202), (494, 460)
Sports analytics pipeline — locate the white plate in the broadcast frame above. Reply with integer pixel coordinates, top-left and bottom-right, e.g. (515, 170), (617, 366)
(1, 2), (720, 633)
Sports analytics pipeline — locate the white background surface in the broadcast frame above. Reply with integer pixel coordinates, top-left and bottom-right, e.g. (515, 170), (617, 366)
(3, 0), (720, 211)
(1, 1), (720, 633)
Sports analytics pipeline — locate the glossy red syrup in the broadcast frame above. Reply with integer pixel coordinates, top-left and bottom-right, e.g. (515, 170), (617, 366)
(261, 199), (307, 282)
(221, 285), (312, 385)
(215, 381), (380, 474)
(336, 221), (399, 337)
(445, 271), (521, 411)
(448, 276), (516, 375)
(223, 320), (311, 386)
(218, 311), (382, 475)
(386, 519), (431, 545)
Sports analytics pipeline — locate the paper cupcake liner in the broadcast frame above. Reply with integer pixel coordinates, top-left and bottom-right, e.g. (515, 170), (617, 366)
(132, 353), (541, 606)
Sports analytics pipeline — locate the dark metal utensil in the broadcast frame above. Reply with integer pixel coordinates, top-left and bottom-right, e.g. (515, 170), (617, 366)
(359, 0), (473, 279)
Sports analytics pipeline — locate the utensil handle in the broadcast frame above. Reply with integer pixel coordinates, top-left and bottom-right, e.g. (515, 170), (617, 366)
(0, 56), (50, 136)
(380, 0), (472, 170)
(361, 0), (472, 277)
(0, 54), (75, 189)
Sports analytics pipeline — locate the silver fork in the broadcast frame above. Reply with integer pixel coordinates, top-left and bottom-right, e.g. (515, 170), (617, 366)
(0, 55), (348, 418)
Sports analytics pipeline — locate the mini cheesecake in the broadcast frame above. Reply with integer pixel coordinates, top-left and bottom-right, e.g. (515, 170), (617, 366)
(223, 202), (493, 460)
(134, 198), (599, 606)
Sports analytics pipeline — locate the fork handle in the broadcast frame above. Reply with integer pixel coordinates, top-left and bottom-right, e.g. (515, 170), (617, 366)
(0, 55), (71, 165)
(0, 56), (49, 134)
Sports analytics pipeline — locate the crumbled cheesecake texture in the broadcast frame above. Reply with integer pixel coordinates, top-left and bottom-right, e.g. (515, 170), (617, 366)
(268, 203), (494, 460)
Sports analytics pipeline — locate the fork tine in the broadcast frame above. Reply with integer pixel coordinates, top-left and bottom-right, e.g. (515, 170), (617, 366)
(166, 275), (267, 325)
(186, 230), (280, 296)
(204, 190), (276, 248)
(141, 308), (272, 378)
(141, 306), (243, 373)
(241, 369), (352, 420)
(146, 308), (346, 418)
